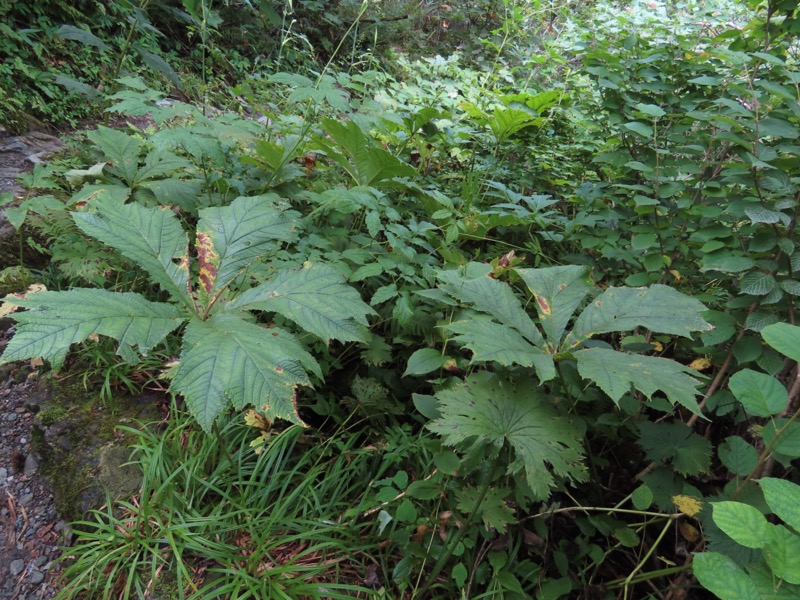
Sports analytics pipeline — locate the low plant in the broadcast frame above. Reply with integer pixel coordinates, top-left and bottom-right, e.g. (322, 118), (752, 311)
(0, 195), (373, 431)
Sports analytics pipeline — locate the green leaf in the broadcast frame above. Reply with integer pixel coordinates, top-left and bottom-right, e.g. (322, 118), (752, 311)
(135, 150), (192, 183)
(445, 318), (556, 382)
(433, 449), (460, 475)
(227, 263), (374, 342)
(172, 313), (319, 431)
(761, 419), (800, 458)
(563, 285), (711, 349)
(53, 74), (102, 100)
(762, 323), (800, 362)
(760, 478), (800, 532)
(624, 121), (654, 138)
(452, 563), (468, 589)
(86, 126), (142, 186)
(133, 45), (182, 88)
(456, 486), (516, 533)
(740, 272), (777, 296)
(515, 265), (591, 350)
(403, 348), (446, 377)
(370, 283), (398, 306)
(712, 502), (769, 549)
(718, 436), (758, 477)
(318, 119), (416, 187)
(631, 484), (653, 510)
(56, 24), (109, 50)
(196, 195), (301, 297)
(0, 289), (184, 369)
(428, 372), (587, 499)
(702, 254), (756, 273)
(614, 527), (640, 547)
(395, 499), (417, 523)
(780, 279), (800, 297)
(406, 480), (441, 500)
(764, 525), (800, 584)
(73, 200), (191, 305)
(635, 103), (666, 118)
(748, 561), (800, 598)
(728, 369), (787, 417)
(438, 263), (545, 347)
(350, 263), (383, 282)
(638, 422), (712, 475)
(692, 552), (760, 600)
(412, 394), (440, 420)
(575, 348), (704, 414)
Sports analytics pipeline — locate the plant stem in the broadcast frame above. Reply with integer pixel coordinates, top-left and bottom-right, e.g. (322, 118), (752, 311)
(415, 475), (493, 598)
(621, 516), (673, 599)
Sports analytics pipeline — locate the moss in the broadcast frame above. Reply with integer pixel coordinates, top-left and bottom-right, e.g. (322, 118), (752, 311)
(31, 381), (163, 522)
(98, 445), (142, 498)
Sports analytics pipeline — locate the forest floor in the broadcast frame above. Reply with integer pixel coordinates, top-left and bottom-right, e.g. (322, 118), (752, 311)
(0, 130), (64, 600)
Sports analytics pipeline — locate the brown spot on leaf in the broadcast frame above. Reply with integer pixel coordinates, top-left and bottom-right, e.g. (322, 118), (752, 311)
(498, 250), (515, 268)
(275, 365), (284, 374)
(196, 231), (219, 294)
(558, 284), (566, 291)
(536, 295), (551, 315)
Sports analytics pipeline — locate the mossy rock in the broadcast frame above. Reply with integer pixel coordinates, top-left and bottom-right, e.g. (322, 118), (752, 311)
(0, 222), (47, 270)
(32, 383), (163, 522)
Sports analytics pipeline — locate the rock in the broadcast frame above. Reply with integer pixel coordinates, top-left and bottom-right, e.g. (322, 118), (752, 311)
(0, 467), (6, 480)
(29, 570), (44, 584)
(23, 454), (38, 475)
(19, 493), (33, 505)
(0, 139), (27, 153)
(9, 558), (24, 576)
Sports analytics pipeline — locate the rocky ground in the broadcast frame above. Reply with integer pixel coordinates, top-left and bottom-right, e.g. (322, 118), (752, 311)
(0, 366), (65, 600)
(1, 129), (66, 600)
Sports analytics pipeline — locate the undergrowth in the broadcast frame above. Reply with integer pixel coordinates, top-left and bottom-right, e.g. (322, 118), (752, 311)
(2, 0), (800, 598)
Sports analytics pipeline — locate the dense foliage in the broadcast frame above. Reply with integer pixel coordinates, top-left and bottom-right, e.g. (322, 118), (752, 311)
(2, 0), (800, 598)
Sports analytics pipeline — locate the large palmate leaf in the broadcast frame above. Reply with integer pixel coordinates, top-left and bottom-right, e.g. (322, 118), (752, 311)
(574, 348), (704, 414)
(445, 317), (556, 382)
(563, 285), (712, 348)
(226, 263), (375, 342)
(195, 195), (301, 298)
(437, 263), (545, 348)
(515, 265), (591, 350)
(73, 200), (191, 306)
(428, 372), (587, 499)
(0, 289), (184, 369)
(171, 313), (321, 431)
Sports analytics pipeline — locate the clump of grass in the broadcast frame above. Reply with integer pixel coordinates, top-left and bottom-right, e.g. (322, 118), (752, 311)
(55, 402), (379, 599)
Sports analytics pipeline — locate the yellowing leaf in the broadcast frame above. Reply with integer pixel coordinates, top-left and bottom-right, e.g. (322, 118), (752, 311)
(679, 522), (701, 543)
(673, 494), (703, 517)
(689, 357), (712, 371)
(0, 283), (47, 317)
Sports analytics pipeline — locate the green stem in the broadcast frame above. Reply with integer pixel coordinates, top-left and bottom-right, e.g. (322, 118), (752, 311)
(606, 564), (690, 589)
(622, 516), (673, 600)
